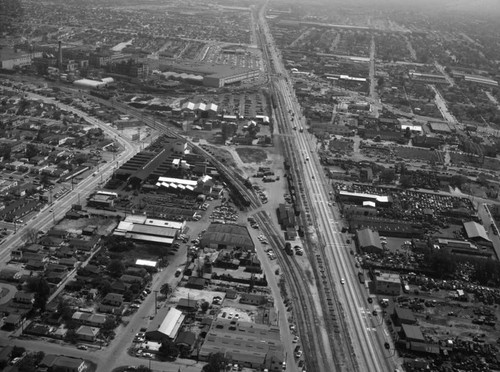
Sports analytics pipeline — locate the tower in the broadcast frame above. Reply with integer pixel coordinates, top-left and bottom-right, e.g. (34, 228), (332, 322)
(58, 41), (62, 70)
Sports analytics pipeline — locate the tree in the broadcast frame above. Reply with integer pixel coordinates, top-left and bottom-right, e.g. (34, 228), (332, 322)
(25, 144), (39, 159)
(202, 352), (228, 372)
(57, 298), (73, 321)
(400, 175), (413, 188)
(200, 301), (209, 313)
(97, 279), (112, 297)
(107, 259), (124, 278)
(27, 278), (50, 312)
(160, 283), (171, 297)
(158, 338), (179, 361)
(24, 227), (38, 244)
(11, 346), (26, 358)
(379, 169), (396, 184)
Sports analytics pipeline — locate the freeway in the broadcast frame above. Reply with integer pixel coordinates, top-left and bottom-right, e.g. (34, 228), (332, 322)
(0, 89), (140, 265)
(257, 3), (399, 372)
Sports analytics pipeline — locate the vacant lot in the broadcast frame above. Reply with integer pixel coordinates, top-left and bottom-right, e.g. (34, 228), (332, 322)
(235, 147), (268, 163)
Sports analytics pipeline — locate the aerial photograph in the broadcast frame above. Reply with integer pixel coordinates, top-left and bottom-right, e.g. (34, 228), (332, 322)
(1, 0), (500, 371)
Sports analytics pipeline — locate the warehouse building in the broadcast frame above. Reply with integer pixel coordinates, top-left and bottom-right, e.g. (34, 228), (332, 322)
(146, 307), (185, 342)
(277, 203), (296, 229)
(356, 228), (383, 253)
(201, 223), (254, 251)
(338, 190), (392, 207)
(113, 215), (182, 245)
(374, 272), (401, 296)
(199, 318), (284, 371)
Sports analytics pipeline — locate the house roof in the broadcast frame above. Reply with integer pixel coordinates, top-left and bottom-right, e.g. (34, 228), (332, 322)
(178, 298), (197, 309)
(53, 356), (85, 369)
(103, 293), (124, 303)
(175, 331), (196, 346)
(76, 325), (99, 337)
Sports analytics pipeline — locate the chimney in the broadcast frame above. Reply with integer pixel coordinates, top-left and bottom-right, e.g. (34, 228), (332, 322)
(58, 41), (62, 70)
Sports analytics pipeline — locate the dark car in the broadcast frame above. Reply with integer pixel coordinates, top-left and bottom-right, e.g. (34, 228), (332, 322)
(367, 297), (373, 304)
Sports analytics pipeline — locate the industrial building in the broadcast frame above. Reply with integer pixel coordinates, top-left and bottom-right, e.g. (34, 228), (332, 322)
(201, 223), (254, 251)
(73, 78), (114, 89)
(463, 221), (491, 245)
(338, 190), (392, 207)
(113, 215), (183, 245)
(277, 203), (296, 229)
(199, 318), (284, 371)
(158, 60), (260, 88)
(409, 72), (448, 84)
(356, 228), (383, 253)
(374, 272), (402, 295)
(145, 307), (185, 342)
(0, 48), (43, 70)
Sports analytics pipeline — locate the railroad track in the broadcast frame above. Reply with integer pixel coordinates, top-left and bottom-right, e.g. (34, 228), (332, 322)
(253, 210), (326, 372)
(271, 85), (359, 372)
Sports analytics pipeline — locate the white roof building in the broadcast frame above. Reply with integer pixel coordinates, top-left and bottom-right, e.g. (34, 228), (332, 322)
(146, 308), (185, 341)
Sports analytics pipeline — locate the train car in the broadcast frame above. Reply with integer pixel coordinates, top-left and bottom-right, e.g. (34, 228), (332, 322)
(271, 92), (278, 109)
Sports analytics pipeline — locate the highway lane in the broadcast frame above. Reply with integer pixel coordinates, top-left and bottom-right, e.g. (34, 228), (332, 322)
(0, 89), (139, 266)
(258, 5), (398, 371)
(288, 88), (397, 372)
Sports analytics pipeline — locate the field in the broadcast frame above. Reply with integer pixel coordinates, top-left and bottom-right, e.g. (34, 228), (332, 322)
(235, 147), (268, 163)
(394, 147), (444, 163)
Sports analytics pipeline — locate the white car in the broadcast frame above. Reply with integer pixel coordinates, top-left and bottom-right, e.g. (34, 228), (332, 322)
(341, 278), (345, 285)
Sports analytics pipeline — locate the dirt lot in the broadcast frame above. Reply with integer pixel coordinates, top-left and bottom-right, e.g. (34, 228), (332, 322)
(235, 147), (268, 163)
(56, 216), (118, 236)
(394, 288), (500, 344)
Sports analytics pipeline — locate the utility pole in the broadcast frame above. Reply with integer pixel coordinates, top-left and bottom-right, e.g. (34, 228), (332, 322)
(154, 290), (158, 315)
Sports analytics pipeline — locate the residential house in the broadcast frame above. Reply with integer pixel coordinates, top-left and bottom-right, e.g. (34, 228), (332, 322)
(120, 274), (143, 285)
(47, 229), (68, 239)
(177, 298), (198, 313)
(41, 355), (86, 372)
(72, 311), (107, 327)
(59, 257), (78, 267)
(240, 293), (267, 306)
(75, 325), (99, 342)
(101, 293), (124, 307)
(186, 277), (207, 290)
(14, 291), (34, 304)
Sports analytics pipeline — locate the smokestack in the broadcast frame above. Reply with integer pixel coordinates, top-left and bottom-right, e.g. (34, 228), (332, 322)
(58, 41), (62, 70)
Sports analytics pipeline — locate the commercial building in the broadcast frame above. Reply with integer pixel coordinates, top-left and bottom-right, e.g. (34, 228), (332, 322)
(356, 228), (383, 253)
(201, 223), (254, 251)
(199, 318), (284, 371)
(374, 272), (401, 295)
(113, 215), (182, 245)
(146, 307), (185, 342)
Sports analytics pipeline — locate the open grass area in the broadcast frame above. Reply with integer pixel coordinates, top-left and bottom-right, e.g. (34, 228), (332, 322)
(235, 147), (268, 163)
